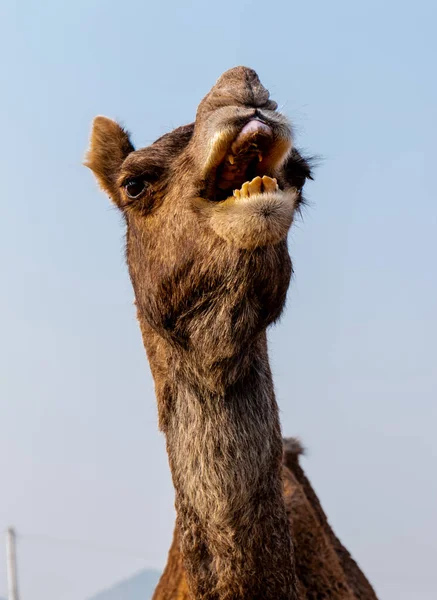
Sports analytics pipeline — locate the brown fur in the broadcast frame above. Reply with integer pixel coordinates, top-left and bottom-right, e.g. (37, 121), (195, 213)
(85, 66), (377, 600)
(154, 440), (378, 600)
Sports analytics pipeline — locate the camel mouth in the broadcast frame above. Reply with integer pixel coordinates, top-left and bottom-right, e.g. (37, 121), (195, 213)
(205, 117), (291, 202)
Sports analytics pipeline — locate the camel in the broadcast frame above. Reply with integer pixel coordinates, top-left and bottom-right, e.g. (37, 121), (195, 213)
(85, 66), (378, 600)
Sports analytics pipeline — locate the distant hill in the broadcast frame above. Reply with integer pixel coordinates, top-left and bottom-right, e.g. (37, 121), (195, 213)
(88, 568), (161, 600)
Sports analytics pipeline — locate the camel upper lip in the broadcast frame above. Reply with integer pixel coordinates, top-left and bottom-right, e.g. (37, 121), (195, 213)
(230, 118), (273, 154)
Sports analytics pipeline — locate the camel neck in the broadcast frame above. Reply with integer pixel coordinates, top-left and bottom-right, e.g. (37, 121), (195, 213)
(150, 334), (298, 600)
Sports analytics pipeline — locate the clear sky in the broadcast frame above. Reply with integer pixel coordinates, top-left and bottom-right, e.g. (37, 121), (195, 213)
(0, 1), (436, 599)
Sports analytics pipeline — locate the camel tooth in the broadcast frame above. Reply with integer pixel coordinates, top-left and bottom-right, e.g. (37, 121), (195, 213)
(258, 153), (263, 162)
(248, 176), (263, 195)
(241, 182), (250, 197)
(233, 189), (241, 199)
(227, 154), (235, 165)
(261, 176), (277, 193)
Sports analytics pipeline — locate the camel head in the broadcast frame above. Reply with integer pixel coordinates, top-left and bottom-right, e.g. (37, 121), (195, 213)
(85, 67), (312, 369)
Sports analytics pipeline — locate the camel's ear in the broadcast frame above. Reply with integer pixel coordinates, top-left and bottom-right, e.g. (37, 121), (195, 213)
(84, 116), (135, 204)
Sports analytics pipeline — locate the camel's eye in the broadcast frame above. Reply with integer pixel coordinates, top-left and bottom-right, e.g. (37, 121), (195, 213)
(125, 177), (147, 199)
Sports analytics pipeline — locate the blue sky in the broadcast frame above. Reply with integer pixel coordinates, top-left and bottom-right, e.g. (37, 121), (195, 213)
(0, 1), (436, 599)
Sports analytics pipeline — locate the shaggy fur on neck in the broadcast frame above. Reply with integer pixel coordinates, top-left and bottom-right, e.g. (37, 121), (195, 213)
(164, 338), (297, 599)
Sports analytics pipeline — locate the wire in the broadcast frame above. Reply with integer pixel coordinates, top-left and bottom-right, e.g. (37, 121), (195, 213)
(17, 532), (154, 563)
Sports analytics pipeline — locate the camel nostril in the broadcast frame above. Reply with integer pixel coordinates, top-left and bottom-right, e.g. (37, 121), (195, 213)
(254, 108), (270, 120)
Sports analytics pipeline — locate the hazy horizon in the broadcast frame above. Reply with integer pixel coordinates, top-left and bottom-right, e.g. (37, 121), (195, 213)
(1, 0), (436, 599)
